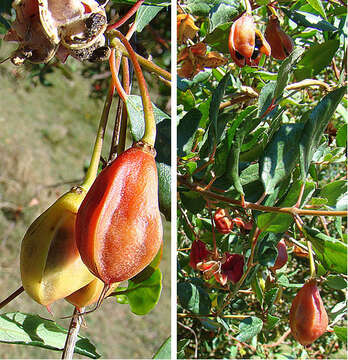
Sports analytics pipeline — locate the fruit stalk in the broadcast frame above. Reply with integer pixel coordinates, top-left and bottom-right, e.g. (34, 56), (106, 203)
(81, 81), (115, 191)
(110, 30), (156, 147)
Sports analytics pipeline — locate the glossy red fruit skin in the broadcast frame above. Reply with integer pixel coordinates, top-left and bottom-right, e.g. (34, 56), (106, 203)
(76, 144), (163, 285)
(290, 279), (328, 346)
(214, 208), (233, 234)
(270, 239), (288, 271)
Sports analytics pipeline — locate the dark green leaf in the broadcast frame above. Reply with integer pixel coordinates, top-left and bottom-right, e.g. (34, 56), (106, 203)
(274, 47), (305, 99)
(112, 0), (170, 5)
(153, 337), (171, 359)
(304, 226), (347, 274)
(204, 22), (231, 53)
(294, 40), (340, 81)
(260, 123), (304, 194)
(257, 180), (315, 232)
(177, 339), (190, 359)
(299, 87), (345, 177)
(257, 233), (282, 266)
(177, 282), (211, 315)
(125, 269), (163, 315)
(156, 162), (171, 220)
(281, 8), (337, 31)
(320, 180), (347, 211)
(236, 317), (263, 342)
(264, 288), (279, 310)
(177, 109), (202, 157)
(325, 275), (347, 290)
(180, 191), (206, 214)
(266, 315), (280, 329)
(258, 81), (277, 118)
(0, 312), (100, 358)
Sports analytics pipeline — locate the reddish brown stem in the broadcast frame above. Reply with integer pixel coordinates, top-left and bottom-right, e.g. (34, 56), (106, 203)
(107, 0), (145, 31)
(0, 286), (24, 310)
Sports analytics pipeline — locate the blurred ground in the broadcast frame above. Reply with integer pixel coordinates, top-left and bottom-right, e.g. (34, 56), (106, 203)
(0, 42), (171, 359)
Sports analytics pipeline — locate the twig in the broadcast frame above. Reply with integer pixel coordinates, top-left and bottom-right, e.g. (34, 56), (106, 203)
(61, 307), (84, 359)
(0, 286), (24, 310)
(178, 175), (347, 217)
(263, 329), (291, 348)
(178, 321), (198, 359)
(177, 313), (250, 319)
(178, 204), (198, 239)
(230, 336), (256, 352)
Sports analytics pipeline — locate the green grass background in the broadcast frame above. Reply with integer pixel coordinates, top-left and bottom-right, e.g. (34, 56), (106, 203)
(0, 42), (171, 359)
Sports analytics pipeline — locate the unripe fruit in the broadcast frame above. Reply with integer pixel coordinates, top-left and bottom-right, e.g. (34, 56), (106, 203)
(76, 143), (163, 285)
(65, 278), (118, 309)
(270, 239), (288, 271)
(290, 279), (328, 345)
(20, 187), (95, 306)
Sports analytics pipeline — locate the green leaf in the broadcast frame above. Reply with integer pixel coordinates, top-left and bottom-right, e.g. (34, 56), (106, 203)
(127, 95), (171, 165)
(299, 87), (345, 178)
(180, 191), (206, 214)
(187, 0), (239, 16)
(325, 275), (347, 290)
(294, 40), (340, 81)
(153, 337), (171, 359)
(177, 281), (211, 315)
(260, 123), (304, 194)
(0, 312), (100, 358)
(305, 0), (327, 19)
(257, 233), (282, 267)
(125, 268), (163, 315)
(336, 124), (347, 147)
(274, 47), (305, 99)
(236, 317), (263, 342)
(204, 22), (231, 53)
(320, 180), (347, 211)
(136, 5), (163, 32)
(257, 180), (315, 232)
(303, 226), (347, 274)
(177, 108), (202, 157)
(281, 8), (337, 31)
(177, 339), (190, 359)
(277, 275), (303, 288)
(112, 0), (170, 5)
(266, 314), (280, 329)
(209, 3), (238, 32)
(258, 81), (276, 118)
(334, 326), (347, 342)
(156, 162), (171, 220)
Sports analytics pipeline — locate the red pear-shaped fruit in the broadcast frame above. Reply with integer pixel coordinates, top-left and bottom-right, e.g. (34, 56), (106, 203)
(290, 279), (328, 345)
(76, 143), (163, 285)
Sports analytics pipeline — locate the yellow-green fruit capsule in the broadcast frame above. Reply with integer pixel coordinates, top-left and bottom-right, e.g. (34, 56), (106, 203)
(20, 187), (95, 306)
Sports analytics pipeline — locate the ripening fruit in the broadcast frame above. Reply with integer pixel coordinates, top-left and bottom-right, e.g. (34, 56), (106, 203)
(76, 143), (163, 285)
(20, 187), (95, 306)
(228, 13), (271, 67)
(265, 15), (294, 60)
(270, 239), (288, 271)
(214, 208), (233, 234)
(290, 279), (328, 345)
(65, 278), (118, 309)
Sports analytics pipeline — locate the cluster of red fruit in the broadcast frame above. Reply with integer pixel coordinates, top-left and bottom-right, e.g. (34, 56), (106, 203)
(189, 208), (329, 346)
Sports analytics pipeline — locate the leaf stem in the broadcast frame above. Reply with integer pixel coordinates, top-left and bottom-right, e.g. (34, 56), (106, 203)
(106, 0), (144, 31)
(61, 307), (84, 359)
(110, 31), (156, 147)
(109, 48), (127, 102)
(80, 81), (115, 191)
